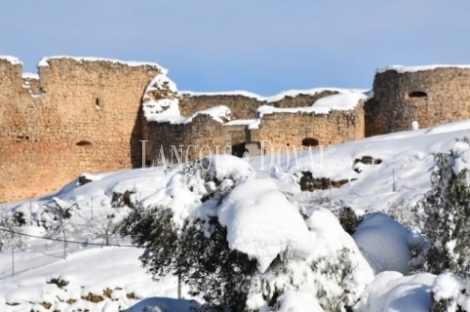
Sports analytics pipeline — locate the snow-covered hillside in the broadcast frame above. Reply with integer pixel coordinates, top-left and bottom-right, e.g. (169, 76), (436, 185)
(3, 119), (470, 311)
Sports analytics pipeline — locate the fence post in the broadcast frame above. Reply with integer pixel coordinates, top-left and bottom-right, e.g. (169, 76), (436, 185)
(11, 232), (15, 277)
(178, 274), (182, 299)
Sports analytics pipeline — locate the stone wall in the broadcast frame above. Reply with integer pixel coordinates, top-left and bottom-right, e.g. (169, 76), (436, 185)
(179, 90), (339, 120)
(0, 58), (160, 202)
(7, 57), (470, 203)
(253, 103), (365, 153)
(145, 114), (225, 164)
(366, 67), (470, 136)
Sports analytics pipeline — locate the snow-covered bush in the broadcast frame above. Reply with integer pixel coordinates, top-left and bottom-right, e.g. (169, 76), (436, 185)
(417, 137), (470, 274)
(121, 156), (374, 311)
(431, 272), (470, 312)
(355, 271), (435, 312)
(0, 205), (25, 252)
(120, 206), (179, 279)
(353, 212), (425, 275)
(338, 206), (362, 235)
(178, 217), (258, 311)
(302, 208), (374, 311)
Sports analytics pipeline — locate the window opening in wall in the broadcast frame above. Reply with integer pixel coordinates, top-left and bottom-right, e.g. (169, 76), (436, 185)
(16, 135), (30, 142)
(302, 137), (319, 147)
(407, 91), (427, 99)
(95, 98), (101, 110)
(76, 140), (93, 147)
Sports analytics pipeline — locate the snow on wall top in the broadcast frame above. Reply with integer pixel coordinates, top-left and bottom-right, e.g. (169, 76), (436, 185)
(183, 106), (231, 124)
(377, 64), (470, 74)
(224, 119), (257, 126)
(248, 92), (368, 129)
(182, 88), (367, 103)
(0, 55), (22, 65)
(142, 72), (232, 124)
(38, 56), (168, 74)
(22, 72), (39, 80)
(142, 74), (181, 122)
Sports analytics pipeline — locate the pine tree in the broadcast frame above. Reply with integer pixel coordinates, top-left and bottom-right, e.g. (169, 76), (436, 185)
(419, 137), (470, 274)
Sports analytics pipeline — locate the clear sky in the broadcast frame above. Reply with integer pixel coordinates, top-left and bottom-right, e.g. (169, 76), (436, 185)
(1, 1), (469, 95)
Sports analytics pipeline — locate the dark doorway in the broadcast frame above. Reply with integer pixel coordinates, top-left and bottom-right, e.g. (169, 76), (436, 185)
(231, 130), (248, 158)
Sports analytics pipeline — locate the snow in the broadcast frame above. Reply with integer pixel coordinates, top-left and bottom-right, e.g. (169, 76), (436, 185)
(0, 55), (22, 65)
(38, 56), (167, 73)
(257, 92), (367, 115)
(277, 290), (325, 312)
(141, 154), (255, 227)
(432, 272), (470, 311)
(0, 246), (190, 312)
(144, 75), (368, 126)
(224, 119), (257, 126)
(183, 105), (231, 124)
(22, 72), (39, 80)
(248, 91), (368, 129)
(303, 208), (374, 308)
(142, 74), (181, 122)
(204, 154), (255, 183)
(182, 87), (367, 103)
(377, 64), (470, 74)
(353, 212), (423, 274)
(124, 297), (200, 312)
(7, 110), (470, 310)
(355, 271), (435, 312)
(141, 75), (231, 125)
(218, 178), (312, 272)
(450, 139), (470, 175)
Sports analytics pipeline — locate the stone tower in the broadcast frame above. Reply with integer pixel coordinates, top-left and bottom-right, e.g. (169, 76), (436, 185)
(366, 65), (470, 136)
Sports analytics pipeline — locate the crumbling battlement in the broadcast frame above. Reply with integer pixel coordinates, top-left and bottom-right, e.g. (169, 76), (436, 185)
(0, 56), (161, 202)
(178, 90), (341, 120)
(144, 88), (368, 161)
(2, 56), (470, 203)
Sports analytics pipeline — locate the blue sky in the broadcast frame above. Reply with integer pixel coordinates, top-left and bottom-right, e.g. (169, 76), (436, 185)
(1, 1), (469, 95)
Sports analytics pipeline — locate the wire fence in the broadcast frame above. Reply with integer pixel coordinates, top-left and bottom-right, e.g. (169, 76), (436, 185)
(0, 194), (149, 279)
(0, 228), (135, 247)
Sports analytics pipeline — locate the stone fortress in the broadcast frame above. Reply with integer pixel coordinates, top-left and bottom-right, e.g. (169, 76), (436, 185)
(1, 56), (470, 202)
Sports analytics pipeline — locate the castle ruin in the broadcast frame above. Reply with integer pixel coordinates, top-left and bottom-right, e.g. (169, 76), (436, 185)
(1, 56), (469, 202)
(366, 65), (470, 136)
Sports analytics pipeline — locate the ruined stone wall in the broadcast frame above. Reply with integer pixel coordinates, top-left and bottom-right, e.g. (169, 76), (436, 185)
(254, 103), (365, 153)
(366, 67), (470, 136)
(0, 58), (160, 202)
(146, 114), (225, 164)
(179, 90), (339, 120)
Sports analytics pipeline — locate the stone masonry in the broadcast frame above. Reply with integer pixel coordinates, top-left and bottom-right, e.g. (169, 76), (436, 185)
(0, 57), (160, 202)
(366, 67), (470, 136)
(2, 57), (470, 202)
